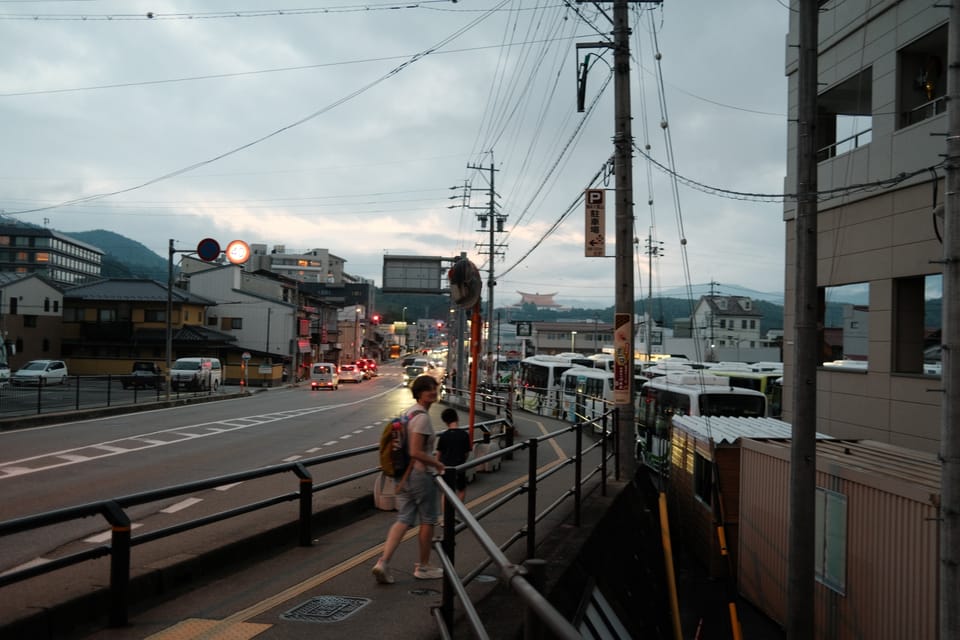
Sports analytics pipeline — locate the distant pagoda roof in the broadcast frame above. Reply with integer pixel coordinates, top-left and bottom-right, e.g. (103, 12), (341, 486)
(515, 291), (561, 308)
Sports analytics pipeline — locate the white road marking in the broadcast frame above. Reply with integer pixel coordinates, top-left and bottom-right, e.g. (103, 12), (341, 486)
(0, 385), (403, 479)
(161, 498), (203, 514)
(1, 556), (51, 577)
(306, 447), (321, 453)
(282, 455), (302, 462)
(323, 441), (337, 446)
(215, 482), (242, 491)
(339, 435), (351, 440)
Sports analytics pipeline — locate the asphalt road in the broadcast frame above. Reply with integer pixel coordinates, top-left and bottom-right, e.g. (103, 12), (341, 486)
(0, 369), (419, 617)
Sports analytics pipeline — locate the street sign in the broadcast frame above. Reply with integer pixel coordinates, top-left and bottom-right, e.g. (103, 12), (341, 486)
(613, 312), (631, 403)
(242, 351), (252, 361)
(196, 237), (221, 262)
(225, 240), (251, 265)
(584, 188), (605, 257)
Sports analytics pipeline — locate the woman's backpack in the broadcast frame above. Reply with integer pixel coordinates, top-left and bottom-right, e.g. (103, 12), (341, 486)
(378, 408), (425, 478)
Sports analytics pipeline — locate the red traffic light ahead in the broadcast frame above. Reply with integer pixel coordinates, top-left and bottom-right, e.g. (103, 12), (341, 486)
(371, 314), (380, 325)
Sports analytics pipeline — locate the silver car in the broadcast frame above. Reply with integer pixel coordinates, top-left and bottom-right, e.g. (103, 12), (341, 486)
(12, 359), (68, 386)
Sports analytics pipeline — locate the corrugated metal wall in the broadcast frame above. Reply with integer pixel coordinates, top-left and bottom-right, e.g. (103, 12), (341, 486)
(738, 440), (939, 639)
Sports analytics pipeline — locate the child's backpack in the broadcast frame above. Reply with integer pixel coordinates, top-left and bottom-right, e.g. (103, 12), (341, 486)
(378, 408), (426, 478)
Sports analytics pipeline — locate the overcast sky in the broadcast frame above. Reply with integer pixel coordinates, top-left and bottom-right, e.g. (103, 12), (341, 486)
(0, 0), (789, 308)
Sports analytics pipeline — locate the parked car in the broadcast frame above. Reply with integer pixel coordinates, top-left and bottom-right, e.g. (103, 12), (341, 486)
(170, 357), (222, 391)
(339, 364), (364, 383)
(310, 363), (339, 390)
(12, 359), (68, 386)
(119, 361), (165, 389)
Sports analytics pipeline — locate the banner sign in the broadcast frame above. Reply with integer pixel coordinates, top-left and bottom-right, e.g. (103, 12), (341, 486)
(613, 312), (632, 404)
(584, 188), (605, 257)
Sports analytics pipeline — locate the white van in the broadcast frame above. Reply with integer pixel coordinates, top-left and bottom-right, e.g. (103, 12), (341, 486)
(170, 357), (222, 392)
(310, 363), (339, 390)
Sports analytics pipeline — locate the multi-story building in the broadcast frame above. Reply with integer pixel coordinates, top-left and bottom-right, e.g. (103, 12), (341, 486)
(247, 244), (346, 285)
(61, 278), (234, 375)
(0, 272), (64, 367)
(691, 295), (765, 360)
(0, 223), (103, 285)
(783, 0), (945, 454)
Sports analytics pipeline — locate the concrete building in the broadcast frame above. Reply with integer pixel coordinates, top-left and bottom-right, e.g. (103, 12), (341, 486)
(0, 272), (63, 368)
(247, 244), (346, 285)
(783, 0), (946, 454)
(0, 223), (103, 285)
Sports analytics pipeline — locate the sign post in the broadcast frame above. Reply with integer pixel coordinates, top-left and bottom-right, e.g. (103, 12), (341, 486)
(584, 188), (606, 257)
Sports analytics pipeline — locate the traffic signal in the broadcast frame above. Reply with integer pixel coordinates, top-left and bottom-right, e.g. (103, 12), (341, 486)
(371, 314), (380, 325)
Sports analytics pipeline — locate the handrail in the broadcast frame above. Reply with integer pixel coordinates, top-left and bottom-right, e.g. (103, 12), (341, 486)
(0, 400), (614, 637)
(430, 404), (619, 638)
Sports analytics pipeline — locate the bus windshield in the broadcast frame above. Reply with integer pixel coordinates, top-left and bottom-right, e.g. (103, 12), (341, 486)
(699, 393), (766, 418)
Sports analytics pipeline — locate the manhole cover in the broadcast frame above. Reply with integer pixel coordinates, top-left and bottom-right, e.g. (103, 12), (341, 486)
(408, 588), (440, 596)
(281, 596), (370, 623)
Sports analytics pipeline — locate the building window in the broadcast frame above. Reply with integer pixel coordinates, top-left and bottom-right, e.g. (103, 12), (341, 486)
(144, 309), (167, 322)
(693, 452), (713, 505)
(815, 488), (847, 594)
(898, 25), (947, 129)
(816, 68), (872, 161)
(98, 309), (116, 322)
(719, 319), (726, 329)
(44, 298), (50, 312)
(893, 274), (942, 375)
(9, 298), (17, 315)
(207, 316), (217, 326)
(820, 283), (870, 368)
(24, 315), (37, 328)
(221, 317), (242, 330)
(750, 320), (756, 329)
(53, 300), (59, 312)
(42, 338), (50, 352)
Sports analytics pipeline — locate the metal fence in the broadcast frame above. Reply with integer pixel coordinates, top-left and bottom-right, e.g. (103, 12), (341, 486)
(0, 410), (617, 637)
(0, 375), (224, 419)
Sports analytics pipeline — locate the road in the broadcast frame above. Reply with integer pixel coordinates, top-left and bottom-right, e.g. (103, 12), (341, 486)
(0, 369), (414, 599)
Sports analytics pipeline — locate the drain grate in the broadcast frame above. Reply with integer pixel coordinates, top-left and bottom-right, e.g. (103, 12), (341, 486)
(281, 595), (370, 623)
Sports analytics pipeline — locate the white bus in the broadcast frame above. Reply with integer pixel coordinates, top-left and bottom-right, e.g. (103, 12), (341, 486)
(707, 369), (784, 418)
(636, 372), (767, 472)
(516, 355), (577, 415)
(560, 367), (614, 424)
(586, 353), (615, 372)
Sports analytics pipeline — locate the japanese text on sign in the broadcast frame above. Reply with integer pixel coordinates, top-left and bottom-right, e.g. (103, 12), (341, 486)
(584, 188), (605, 257)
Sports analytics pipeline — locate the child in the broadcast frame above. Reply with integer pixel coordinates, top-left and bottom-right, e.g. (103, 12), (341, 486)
(436, 407), (471, 502)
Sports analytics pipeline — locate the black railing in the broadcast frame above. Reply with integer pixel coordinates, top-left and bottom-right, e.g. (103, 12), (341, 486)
(0, 374), (225, 419)
(432, 407), (619, 638)
(0, 405), (617, 637)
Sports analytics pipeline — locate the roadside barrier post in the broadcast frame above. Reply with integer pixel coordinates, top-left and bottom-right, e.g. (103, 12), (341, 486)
(526, 438), (538, 559)
(522, 558), (547, 640)
(294, 464), (313, 546)
(103, 501), (131, 627)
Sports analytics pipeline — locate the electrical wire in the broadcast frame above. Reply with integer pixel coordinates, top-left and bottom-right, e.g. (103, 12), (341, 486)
(4, 0), (511, 217)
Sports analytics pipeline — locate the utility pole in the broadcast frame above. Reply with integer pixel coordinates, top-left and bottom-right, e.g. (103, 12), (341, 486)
(645, 230), (664, 365)
(787, 0), (818, 637)
(941, 1), (960, 636)
(612, 0), (636, 481)
(465, 160), (505, 384)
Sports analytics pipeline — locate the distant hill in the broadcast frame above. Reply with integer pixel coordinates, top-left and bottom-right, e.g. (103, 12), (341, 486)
(62, 229), (167, 281)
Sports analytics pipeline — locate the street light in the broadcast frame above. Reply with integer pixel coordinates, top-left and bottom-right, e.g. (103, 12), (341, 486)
(354, 306), (362, 360)
(571, 330), (577, 353)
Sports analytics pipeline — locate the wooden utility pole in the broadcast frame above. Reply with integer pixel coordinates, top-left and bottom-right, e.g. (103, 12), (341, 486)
(941, 3), (960, 637)
(787, 0), (818, 637)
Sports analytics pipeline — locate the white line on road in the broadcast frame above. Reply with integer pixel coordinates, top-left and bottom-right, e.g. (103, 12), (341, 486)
(323, 441), (337, 446)
(282, 455), (302, 462)
(161, 498), (203, 514)
(215, 482), (242, 491)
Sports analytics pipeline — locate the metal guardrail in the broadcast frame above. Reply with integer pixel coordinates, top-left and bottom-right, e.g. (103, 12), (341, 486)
(0, 441), (382, 626)
(430, 407), (619, 639)
(0, 406), (615, 637)
(0, 374), (224, 419)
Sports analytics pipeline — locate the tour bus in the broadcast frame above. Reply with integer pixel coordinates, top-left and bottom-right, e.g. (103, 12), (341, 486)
(636, 372), (767, 473)
(707, 369), (784, 418)
(516, 355), (577, 415)
(560, 367), (615, 424)
(586, 353), (615, 372)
